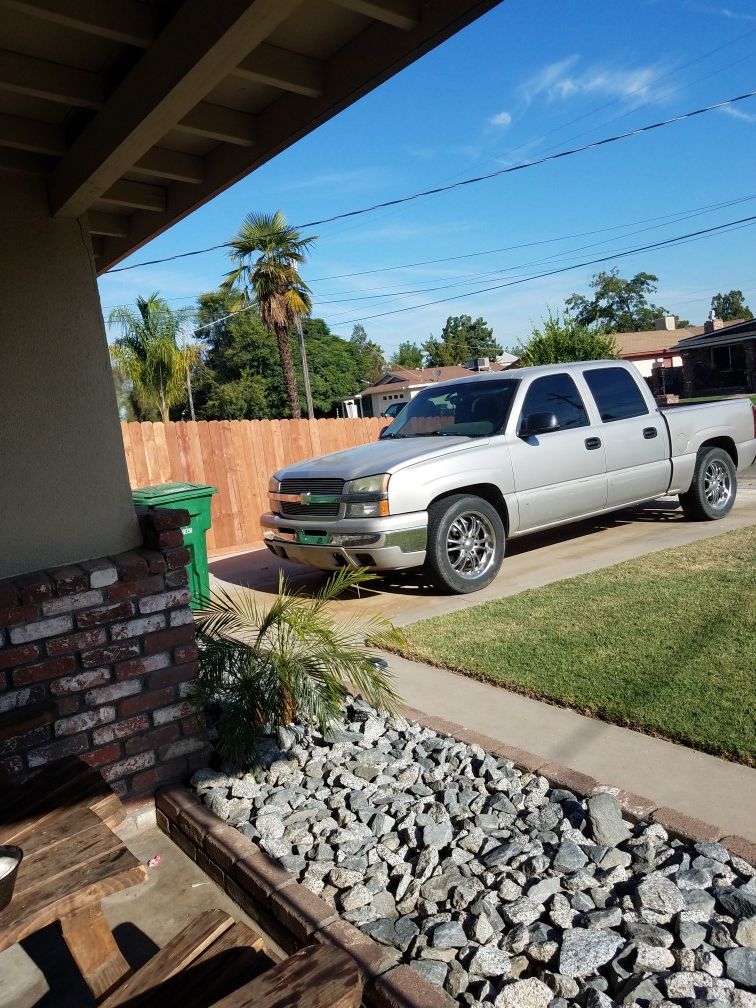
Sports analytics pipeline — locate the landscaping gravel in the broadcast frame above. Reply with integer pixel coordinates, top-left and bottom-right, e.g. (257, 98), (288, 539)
(192, 700), (756, 1008)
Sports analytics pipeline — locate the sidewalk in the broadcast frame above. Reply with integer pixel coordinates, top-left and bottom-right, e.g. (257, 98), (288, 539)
(385, 651), (756, 841)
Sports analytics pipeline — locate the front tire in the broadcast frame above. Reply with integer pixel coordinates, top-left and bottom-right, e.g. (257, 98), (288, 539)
(679, 446), (736, 521)
(425, 494), (505, 594)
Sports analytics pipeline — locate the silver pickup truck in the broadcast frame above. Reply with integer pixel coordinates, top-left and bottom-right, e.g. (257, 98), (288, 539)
(263, 361), (756, 593)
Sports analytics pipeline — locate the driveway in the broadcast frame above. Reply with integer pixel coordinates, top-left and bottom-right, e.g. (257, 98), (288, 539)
(209, 484), (756, 628)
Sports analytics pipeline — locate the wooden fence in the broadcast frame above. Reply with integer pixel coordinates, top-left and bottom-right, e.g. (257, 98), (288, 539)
(121, 418), (386, 552)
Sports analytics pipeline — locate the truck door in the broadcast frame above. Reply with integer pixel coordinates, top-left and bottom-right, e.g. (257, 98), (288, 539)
(509, 372), (608, 530)
(581, 366), (670, 507)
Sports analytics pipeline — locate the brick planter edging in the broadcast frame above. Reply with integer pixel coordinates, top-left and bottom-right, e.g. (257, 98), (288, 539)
(155, 785), (455, 1008)
(398, 704), (756, 864)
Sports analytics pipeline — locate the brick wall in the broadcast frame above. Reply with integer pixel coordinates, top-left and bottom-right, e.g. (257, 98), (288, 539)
(0, 507), (208, 796)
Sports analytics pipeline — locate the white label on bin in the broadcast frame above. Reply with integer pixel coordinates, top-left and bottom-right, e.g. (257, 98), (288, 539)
(181, 526), (192, 535)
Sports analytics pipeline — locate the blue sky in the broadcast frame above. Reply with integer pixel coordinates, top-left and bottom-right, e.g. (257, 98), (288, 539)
(98, 0), (756, 357)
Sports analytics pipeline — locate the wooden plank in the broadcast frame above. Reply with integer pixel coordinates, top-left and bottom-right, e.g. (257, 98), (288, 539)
(208, 944), (362, 1008)
(220, 421), (245, 548)
(207, 420), (232, 549)
(142, 422), (162, 486)
(0, 758), (111, 840)
(181, 921), (270, 1006)
(127, 422), (150, 488)
(100, 909), (234, 1007)
(11, 811), (122, 889)
(0, 849), (146, 953)
(120, 422), (136, 483)
(153, 421), (172, 482)
(60, 903), (131, 1002)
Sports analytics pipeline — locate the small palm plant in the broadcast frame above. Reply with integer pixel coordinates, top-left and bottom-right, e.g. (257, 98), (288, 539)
(191, 569), (404, 765)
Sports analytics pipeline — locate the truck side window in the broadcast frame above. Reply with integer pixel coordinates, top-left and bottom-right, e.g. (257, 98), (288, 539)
(583, 367), (649, 422)
(518, 374), (588, 433)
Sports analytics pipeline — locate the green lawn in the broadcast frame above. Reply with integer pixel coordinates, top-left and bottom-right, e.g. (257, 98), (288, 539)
(679, 394), (756, 405)
(397, 527), (756, 765)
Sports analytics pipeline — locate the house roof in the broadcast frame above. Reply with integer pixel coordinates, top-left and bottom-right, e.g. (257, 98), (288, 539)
(670, 317), (756, 351)
(612, 320), (748, 357)
(0, 0), (502, 274)
(359, 362), (509, 397)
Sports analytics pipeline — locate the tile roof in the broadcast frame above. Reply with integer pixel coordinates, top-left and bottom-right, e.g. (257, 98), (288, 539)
(359, 363), (508, 397)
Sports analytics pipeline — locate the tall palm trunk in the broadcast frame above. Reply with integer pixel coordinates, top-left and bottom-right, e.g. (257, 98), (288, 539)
(276, 323), (301, 419)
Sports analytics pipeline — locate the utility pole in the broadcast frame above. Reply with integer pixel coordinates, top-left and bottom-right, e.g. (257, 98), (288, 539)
(295, 314), (314, 419)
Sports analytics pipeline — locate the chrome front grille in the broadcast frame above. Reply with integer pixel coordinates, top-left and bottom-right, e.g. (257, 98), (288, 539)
(279, 478), (345, 495)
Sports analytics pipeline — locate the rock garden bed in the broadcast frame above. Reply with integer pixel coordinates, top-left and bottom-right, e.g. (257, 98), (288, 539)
(191, 699), (756, 1008)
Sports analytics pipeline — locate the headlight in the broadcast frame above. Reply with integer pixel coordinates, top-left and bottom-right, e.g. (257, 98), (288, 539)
(268, 476), (280, 493)
(344, 474), (390, 495)
(343, 473), (390, 517)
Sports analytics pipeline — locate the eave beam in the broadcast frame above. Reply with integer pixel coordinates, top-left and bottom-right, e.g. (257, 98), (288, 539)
(87, 211), (130, 237)
(0, 49), (105, 108)
(99, 179), (165, 212)
(329, 0), (420, 31)
(0, 0), (159, 47)
(0, 111), (65, 155)
(235, 43), (324, 98)
(48, 0), (304, 218)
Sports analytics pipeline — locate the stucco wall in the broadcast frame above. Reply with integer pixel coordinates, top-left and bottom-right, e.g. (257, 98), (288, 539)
(0, 174), (140, 578)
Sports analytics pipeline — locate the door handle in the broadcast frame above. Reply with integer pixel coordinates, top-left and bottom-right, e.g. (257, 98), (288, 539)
(643, 427), (658, 439)
(585, 437), (602, 450)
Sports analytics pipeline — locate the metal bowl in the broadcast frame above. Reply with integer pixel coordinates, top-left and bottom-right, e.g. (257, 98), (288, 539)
(0, 845), (23, 912)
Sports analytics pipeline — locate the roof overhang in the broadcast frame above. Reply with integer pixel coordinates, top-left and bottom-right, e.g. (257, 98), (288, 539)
(0, 0), (502, 274)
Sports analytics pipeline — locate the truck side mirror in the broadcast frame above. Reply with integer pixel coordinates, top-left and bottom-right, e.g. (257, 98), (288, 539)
(520, 412), (559, 438)
(379, 425), (392, 440)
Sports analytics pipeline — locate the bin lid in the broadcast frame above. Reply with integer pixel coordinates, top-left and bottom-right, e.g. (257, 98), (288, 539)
(132, 482), (218, 504)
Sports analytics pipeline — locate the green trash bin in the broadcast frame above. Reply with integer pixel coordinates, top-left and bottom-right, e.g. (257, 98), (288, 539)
(132, 482), (218, 609)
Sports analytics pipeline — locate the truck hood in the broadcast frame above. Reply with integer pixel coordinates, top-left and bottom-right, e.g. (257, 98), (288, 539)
(274, 436), (481, 481)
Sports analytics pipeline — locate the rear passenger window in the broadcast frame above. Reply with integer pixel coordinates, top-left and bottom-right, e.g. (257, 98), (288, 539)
(519, 374), (588, 432)
(583, 367), (649, 422)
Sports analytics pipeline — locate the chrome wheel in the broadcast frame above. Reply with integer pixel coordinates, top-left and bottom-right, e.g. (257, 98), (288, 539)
(704, 459), (732, 509)
(446, 511), (496, 579)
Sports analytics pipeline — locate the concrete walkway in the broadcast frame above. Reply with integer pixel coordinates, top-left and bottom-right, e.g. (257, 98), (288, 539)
(386, 652), (756, 842)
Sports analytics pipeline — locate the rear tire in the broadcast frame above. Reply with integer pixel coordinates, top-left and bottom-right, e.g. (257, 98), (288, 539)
(424, 494), (505, 594)
(679, 446), (736, 521)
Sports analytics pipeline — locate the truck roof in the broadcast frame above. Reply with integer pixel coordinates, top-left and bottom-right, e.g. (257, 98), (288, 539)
(430, 359), (636, 392)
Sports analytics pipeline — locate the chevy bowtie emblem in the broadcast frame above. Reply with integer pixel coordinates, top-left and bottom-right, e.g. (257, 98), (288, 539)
(301, 493), (340, 505)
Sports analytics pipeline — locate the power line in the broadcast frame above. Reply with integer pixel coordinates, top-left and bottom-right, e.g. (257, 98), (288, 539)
(103, 89), (756, 275)
(331, 214), (756, 326)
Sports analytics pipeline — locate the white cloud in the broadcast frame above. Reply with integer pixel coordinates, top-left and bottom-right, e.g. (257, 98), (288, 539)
(721, 105), (756, 123)
(518, 55), (670, 108)
(490, 111), (512, 128)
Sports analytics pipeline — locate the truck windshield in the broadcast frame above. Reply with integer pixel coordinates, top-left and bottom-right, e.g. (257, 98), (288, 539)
(384, 379), (520, 439)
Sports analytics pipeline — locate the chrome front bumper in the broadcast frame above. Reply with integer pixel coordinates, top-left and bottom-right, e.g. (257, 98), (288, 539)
(261, 511), (427, 572)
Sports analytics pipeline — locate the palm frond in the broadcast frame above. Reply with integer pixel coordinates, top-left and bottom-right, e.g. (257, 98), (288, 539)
(193, 569), (401, 765)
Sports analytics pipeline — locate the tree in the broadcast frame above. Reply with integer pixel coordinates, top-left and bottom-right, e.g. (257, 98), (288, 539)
(711, 290), (753, 322)
(514, 310), (619, 366)
(565, 269), (678, 332)
(296, 317), (364, 416)
(423, 315), (502, 367)
(222, 210), (317, 419)
(349, 324), (385, 386)
(109, 293), (199, 423)
(192, 289), (287, 420)
(390, 341), (424, 370)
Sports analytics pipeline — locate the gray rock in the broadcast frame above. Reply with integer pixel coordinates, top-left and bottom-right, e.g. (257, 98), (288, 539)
(584, 989), (616, 1008)
(328, 867), (363, 889)
(429, 921), (467, 949)
(543, 972), (580, 999)
(736, 917), (756, 950)
(420, 871), (466, 903)
(718, 888), (756, 920)
(554, 840), (589, 872)
(255, 812), (284, 839)
(363, 915), (419, 952)
(527, 876), (562, 904)
(559, 928), (625, 977)
(468, 945), (511, 978)
(191, 768), (230, 791)
(411, 959), (448, 987)
(678, 920), (707, 950)
(583, 907), (623, 930)
(494, 977), (553, 1008)
(586, 793), (630, 847)
(633, 944), (676, 972)
(664, 972), (735, 1000)
(503, 897), (542, 926)
(636, 873), (686, 916)
(725, 948), (756, 989)
(339, 883), (373, 911)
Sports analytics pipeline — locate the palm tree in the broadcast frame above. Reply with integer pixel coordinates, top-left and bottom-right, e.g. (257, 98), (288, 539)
(192, 568), (403, 765)
(109, 293), (200, 423)
(222, 210), (317, 419)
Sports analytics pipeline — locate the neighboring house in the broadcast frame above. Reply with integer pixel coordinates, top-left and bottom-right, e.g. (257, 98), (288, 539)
(343, 356), (516, 417)
(672, 316), (756, 397)
(612, 315), (746, 396)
